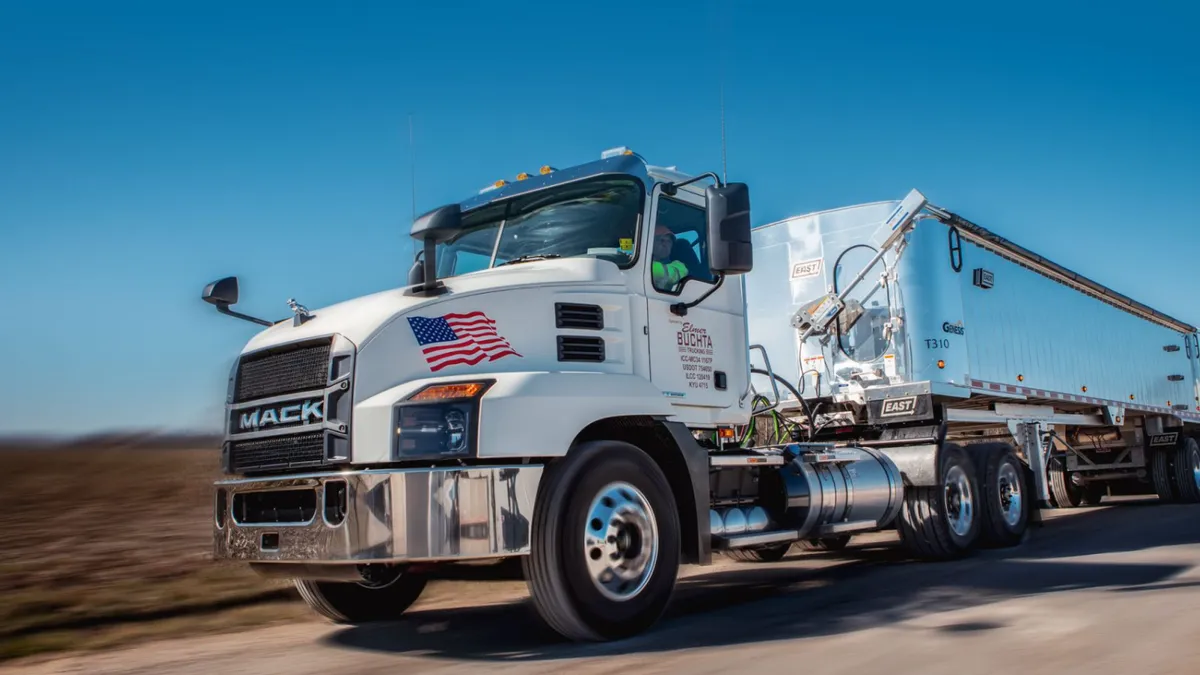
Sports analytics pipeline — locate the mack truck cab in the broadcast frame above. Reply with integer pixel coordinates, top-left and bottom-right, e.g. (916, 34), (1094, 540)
(204, 147), (997, 642)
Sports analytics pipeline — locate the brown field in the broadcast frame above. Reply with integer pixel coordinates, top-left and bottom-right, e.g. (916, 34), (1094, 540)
(0, 442), (530, 664)
(0, 444), (308, 661)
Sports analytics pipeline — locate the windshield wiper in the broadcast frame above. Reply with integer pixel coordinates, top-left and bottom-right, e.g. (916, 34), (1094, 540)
(494, 254), (562, 268)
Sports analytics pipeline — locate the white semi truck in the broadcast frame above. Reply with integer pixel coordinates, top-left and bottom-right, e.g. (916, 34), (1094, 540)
(205, 147), (1200, 641)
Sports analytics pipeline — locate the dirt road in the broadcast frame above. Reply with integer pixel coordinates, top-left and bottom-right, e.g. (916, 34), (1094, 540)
(8, 499), (1199, 675)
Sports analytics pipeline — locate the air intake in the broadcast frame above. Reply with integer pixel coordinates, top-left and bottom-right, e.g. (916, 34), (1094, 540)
(555, 303), (604, 330)
(557, 336), (606, 363)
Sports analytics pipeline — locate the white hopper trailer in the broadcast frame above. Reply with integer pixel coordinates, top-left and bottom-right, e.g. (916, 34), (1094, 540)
(746, 192), (1200, 531)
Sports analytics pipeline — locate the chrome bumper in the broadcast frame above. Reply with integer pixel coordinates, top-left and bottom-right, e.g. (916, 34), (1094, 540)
(212, 465), (544, 564)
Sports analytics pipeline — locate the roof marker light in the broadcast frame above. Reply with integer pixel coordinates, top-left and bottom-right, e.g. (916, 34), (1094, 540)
(601, 146), (635, 159)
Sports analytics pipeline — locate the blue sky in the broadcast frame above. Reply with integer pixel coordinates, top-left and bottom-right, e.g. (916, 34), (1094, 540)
(1, 0), (1197, 435)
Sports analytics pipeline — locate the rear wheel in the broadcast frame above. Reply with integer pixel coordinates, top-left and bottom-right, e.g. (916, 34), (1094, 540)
(293, 566), (428, 624)
(897, 443), (981, 560)
(523, 440), (680, 642)
(1149, 447), (1178, 503)
(975, 443), (1029, 548)
(726, 543), (791, 562)
(799, 536), (851, 552)
(1173, 437), (1200, 504)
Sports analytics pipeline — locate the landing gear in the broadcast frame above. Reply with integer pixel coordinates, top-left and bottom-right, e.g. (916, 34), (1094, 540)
(523, 440), (680, 642)
(897, 443), (981, 560)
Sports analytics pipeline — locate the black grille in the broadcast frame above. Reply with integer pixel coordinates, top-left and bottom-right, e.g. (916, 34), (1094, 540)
(235, 340), (331, 402)
(230, 432), (326, 474)
(557, 336), (606, 362)
(555, 303), (604, 330)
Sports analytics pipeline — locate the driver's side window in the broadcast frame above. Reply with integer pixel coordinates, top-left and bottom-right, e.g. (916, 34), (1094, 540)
(651, 196), (716, 294)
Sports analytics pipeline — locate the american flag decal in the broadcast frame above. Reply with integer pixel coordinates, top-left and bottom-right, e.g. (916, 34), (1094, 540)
(407, 311), (522, 372)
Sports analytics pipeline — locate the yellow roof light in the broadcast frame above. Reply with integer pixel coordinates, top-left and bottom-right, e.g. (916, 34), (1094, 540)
(539, 165), (555, 175)
(516, 172), (530, 181)
(493, 179), (507, 188)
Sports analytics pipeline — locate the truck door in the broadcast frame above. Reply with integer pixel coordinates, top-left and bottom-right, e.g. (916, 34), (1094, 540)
(644, 183), (748, 422)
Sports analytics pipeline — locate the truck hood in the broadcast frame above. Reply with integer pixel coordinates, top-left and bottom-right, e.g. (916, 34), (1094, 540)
(239, 257), (627, 354)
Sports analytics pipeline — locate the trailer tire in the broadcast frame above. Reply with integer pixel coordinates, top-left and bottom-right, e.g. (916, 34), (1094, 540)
(799, 536), (851, 552)
(897, 443), (980, 560)
(726, 543), (791, 562)
(1047, 459), (1083, 508)
(1172, 437), (1200, 504)
(975, 444), (1029, 548)
(293, 569), (428, 624)
(1149, 448), (1177, 503)
(523, 440), (680, 642)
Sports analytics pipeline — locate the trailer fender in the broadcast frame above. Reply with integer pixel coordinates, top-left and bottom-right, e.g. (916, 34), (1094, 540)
(877, 443), (941, 486)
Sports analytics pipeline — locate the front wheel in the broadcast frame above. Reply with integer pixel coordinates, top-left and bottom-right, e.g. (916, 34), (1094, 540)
(523, 440), (681, 642)
(293, 566), (428, 624)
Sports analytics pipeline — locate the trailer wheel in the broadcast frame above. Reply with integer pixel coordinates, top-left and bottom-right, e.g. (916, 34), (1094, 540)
(1148, 448), (1178, 503)
(726, 543), (791, 562)
(523, 440), (680, 642)
(293, 567), (428, 624)
(799, 536), (851, 551)
(1172, 437), (1200, 504)
(1047, 459), (1083, 508)
(975, 444), (1029, 548)
(897, 443), (980, 560)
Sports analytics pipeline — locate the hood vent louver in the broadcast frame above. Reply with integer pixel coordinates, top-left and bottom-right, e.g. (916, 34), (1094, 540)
(555, 303), (604, 330)
(557, 336), (606, 363)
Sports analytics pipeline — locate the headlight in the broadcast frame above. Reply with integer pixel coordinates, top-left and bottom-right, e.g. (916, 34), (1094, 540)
(391, 381), (493, 460)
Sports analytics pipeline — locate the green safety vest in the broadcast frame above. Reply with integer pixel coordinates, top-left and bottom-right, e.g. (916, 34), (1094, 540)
(652, 260), (688, 289)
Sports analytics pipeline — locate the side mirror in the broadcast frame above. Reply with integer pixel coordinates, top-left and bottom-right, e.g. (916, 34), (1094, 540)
(201, 276), (273, 327)
(705, 182), (752, 275)
(407, 249), (425, 287)
(408, 204), (463, 296)
(202, 276), (239, 307)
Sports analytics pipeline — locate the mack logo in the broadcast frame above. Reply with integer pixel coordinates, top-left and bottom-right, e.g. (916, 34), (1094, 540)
(1149, 432), (1179, 447)
(942, 321), (965, 335)
(880, 396), (918, 417)
(238, 399), (323, 431)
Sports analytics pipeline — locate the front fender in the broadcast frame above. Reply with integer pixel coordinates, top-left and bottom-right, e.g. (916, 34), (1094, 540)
(351, 371), (677, 463)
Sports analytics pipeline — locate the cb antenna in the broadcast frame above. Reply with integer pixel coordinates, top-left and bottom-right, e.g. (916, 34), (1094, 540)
(719, 70), (727, 185)
(408, 112), (417, 222)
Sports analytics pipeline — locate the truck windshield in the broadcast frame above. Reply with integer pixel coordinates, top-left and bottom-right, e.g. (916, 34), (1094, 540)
(434, 176), (643, 278)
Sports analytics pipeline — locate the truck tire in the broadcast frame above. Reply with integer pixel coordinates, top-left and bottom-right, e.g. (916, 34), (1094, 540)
(799, 536), (851, 551)
(1172, 437), (1200, 503)
(974, 443), (1029, 548)
(522, 440), (680, 642)
(293, 568), (428, 624)
(1149, 448), (1177, 503)
(726, 543), (791, 562)
(897, 443), (981, 560)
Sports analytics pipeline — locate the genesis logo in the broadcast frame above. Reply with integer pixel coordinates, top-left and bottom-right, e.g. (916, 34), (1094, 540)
(942, 320), (965, 335)
(238, 399), (323, 431)
(880, 396), (918, 417)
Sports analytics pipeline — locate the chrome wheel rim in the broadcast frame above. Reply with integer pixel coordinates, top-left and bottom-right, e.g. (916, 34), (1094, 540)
(583, 481), (658, 602)
(944, 465), (975, 538)
(997, 461), (1023, 528)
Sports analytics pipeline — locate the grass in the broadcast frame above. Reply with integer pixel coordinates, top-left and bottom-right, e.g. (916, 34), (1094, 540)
(0, 444), (306, 662)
